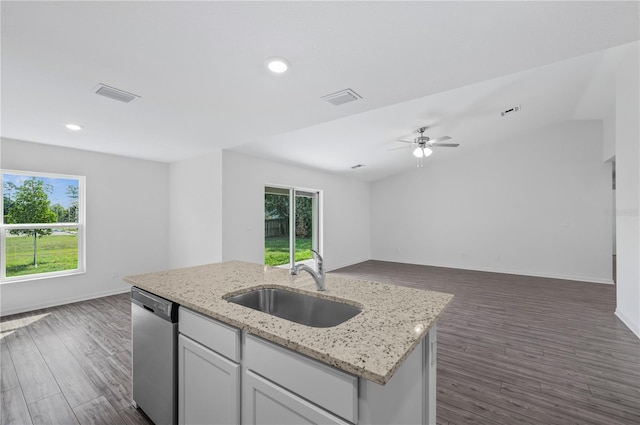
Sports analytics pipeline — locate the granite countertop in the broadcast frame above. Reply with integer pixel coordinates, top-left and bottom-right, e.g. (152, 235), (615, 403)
(124, 261), (453, 385)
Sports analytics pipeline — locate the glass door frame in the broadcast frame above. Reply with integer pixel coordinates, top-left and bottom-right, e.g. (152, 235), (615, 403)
(264, 184), (323, 269)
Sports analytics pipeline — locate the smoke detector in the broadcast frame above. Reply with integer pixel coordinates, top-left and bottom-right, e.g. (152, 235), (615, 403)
(322, 89), (362, 106)
(93, 84), (140, 103)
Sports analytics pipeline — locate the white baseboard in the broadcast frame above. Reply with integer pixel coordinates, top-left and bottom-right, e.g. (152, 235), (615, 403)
(448, 263), (614, 285)
(0, 286), (132, 317)
(327, 257), (372, 273)
(371, 258), (614, 285)
(615, 309), (640, 339)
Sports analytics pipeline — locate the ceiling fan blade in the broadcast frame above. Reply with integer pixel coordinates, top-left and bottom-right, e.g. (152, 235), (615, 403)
(387, 145), (411, 151)
(432, 143), (459, 148)
(431, 136), (452, 143)
(394, 138), (414, 144)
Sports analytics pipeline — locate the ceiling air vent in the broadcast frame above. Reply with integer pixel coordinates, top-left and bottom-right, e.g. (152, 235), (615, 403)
(322, 89), (362, 106)
(93, 84), (140, 103)
(500, 104), (521, 117)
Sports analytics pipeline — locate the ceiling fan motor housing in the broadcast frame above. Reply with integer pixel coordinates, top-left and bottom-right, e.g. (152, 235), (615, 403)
(416, 136), (431, 146)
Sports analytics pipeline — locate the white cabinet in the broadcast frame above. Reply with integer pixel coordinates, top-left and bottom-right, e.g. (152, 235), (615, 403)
(243, 370), (351, 425)
(178, 335), (240, 425)
(178, 307), (241, 425)
(176, 307), (438, 425)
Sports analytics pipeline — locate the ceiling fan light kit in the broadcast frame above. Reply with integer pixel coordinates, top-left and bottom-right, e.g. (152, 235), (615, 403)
(413, 146), (433, 158)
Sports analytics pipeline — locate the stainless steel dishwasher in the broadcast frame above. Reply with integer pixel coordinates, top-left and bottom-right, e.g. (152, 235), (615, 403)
(131, 287), (178, 425)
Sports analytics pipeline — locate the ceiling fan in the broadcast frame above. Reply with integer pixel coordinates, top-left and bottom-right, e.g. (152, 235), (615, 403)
(391, 126), (459, 166)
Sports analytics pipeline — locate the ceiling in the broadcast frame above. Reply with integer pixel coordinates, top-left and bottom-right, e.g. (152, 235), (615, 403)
(1, 1), (638, 181)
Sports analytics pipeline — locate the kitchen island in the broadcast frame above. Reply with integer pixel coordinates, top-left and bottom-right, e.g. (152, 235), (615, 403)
(125, 261), (453, 424)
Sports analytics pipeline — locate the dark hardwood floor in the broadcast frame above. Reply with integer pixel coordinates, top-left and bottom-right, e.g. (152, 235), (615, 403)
(1, 260), (639, 425)
(1, 293), (152, 425)
(333, 261), (640, 425)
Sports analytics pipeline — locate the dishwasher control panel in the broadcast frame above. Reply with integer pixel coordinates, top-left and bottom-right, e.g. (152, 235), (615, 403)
(131, 287), (178, 322)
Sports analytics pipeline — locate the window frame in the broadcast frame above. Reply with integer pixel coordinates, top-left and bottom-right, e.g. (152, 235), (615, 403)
(1, 169), (86, 283)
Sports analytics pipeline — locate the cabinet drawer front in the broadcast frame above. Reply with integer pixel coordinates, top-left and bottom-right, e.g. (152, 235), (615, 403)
(244, 370), (351, 425)
(245, 334), (357, 423)
(179, 307), (240, 362)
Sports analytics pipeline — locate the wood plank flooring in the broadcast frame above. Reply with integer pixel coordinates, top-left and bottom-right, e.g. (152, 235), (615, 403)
(332, 260), (640, 425)
(0, 293), (152, 425)
(1, 261), (638, 425)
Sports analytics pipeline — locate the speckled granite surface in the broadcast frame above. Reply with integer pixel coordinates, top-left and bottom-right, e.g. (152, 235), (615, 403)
(124, 261), (453, 385)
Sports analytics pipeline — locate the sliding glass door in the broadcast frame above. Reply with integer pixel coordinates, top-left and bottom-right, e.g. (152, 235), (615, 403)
(264, 186), (321, 268)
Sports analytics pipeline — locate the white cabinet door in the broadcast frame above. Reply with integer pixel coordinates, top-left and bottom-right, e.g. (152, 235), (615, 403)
(243, 371), (351, 425)
(178, 334), (240, 425)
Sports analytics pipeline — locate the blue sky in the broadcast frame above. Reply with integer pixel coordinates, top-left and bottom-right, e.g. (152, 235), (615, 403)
(3, 174), (79, 208)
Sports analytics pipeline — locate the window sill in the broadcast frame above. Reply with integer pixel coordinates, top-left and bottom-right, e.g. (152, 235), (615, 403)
(0, 269), (86, 284)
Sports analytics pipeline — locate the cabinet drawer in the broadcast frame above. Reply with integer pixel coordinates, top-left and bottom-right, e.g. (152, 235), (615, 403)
(179, 307), (240, 362)
(245, 334), (357, 423)
(243, 370), (351, 425)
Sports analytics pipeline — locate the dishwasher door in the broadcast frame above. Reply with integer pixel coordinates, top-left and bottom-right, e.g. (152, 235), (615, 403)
(131, 287), (178, 425)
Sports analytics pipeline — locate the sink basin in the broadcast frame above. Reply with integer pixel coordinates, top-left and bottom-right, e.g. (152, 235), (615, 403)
(225, 288), (362, 328)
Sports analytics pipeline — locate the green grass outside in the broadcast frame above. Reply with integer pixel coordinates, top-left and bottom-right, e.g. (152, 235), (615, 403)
(265, 236), (312, 266)
(7, 232), (304, 275)
(5, 233), (78, 277)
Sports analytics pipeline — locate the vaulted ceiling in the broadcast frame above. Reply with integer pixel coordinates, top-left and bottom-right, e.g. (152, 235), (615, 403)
(2, 1), (638, 181)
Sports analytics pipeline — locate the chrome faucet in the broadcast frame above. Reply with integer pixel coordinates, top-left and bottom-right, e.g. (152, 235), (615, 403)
(290, 249), (326, 291)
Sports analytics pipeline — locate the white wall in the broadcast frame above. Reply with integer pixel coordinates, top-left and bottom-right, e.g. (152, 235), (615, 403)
(603, 108), (616, 162)
(614, 45), (640, 337)
(169, 150), (223, 268)
(371, 120), (613, 284)
(221, 151), (370, 271)
(0, 138), (170, 315)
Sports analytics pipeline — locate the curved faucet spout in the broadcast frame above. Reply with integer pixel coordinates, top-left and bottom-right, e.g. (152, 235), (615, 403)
(290, 250), (326, 291)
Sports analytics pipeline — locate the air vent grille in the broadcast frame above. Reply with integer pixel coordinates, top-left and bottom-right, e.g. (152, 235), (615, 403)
(500, 105), (521, 117)
(93, 84), (139, 103)
(322, 89), (362, 106)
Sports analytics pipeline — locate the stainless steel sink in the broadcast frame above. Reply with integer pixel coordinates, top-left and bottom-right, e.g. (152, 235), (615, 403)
(225, 288), (362, 328)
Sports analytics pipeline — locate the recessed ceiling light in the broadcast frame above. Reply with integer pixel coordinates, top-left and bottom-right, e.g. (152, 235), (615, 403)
(265, 57), (289, 73)
(65, 124), (83, 131)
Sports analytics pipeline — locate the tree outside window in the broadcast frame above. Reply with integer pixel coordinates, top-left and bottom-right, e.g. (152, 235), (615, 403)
(1, 171), (85, 281)
(264, 186), (320, 267)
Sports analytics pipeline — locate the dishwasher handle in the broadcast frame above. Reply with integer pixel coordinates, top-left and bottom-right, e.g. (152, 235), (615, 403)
(131, 287), (178, 323)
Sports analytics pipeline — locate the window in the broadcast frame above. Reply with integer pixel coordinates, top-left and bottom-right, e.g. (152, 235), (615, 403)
(264, 186), (321, 268)
(1, 170), (85, 282)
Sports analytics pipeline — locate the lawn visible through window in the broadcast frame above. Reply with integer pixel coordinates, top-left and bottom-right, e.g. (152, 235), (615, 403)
(5, 228), (79, 277)
(2, 171), (84, 281)
(264, 236), (312, 267)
